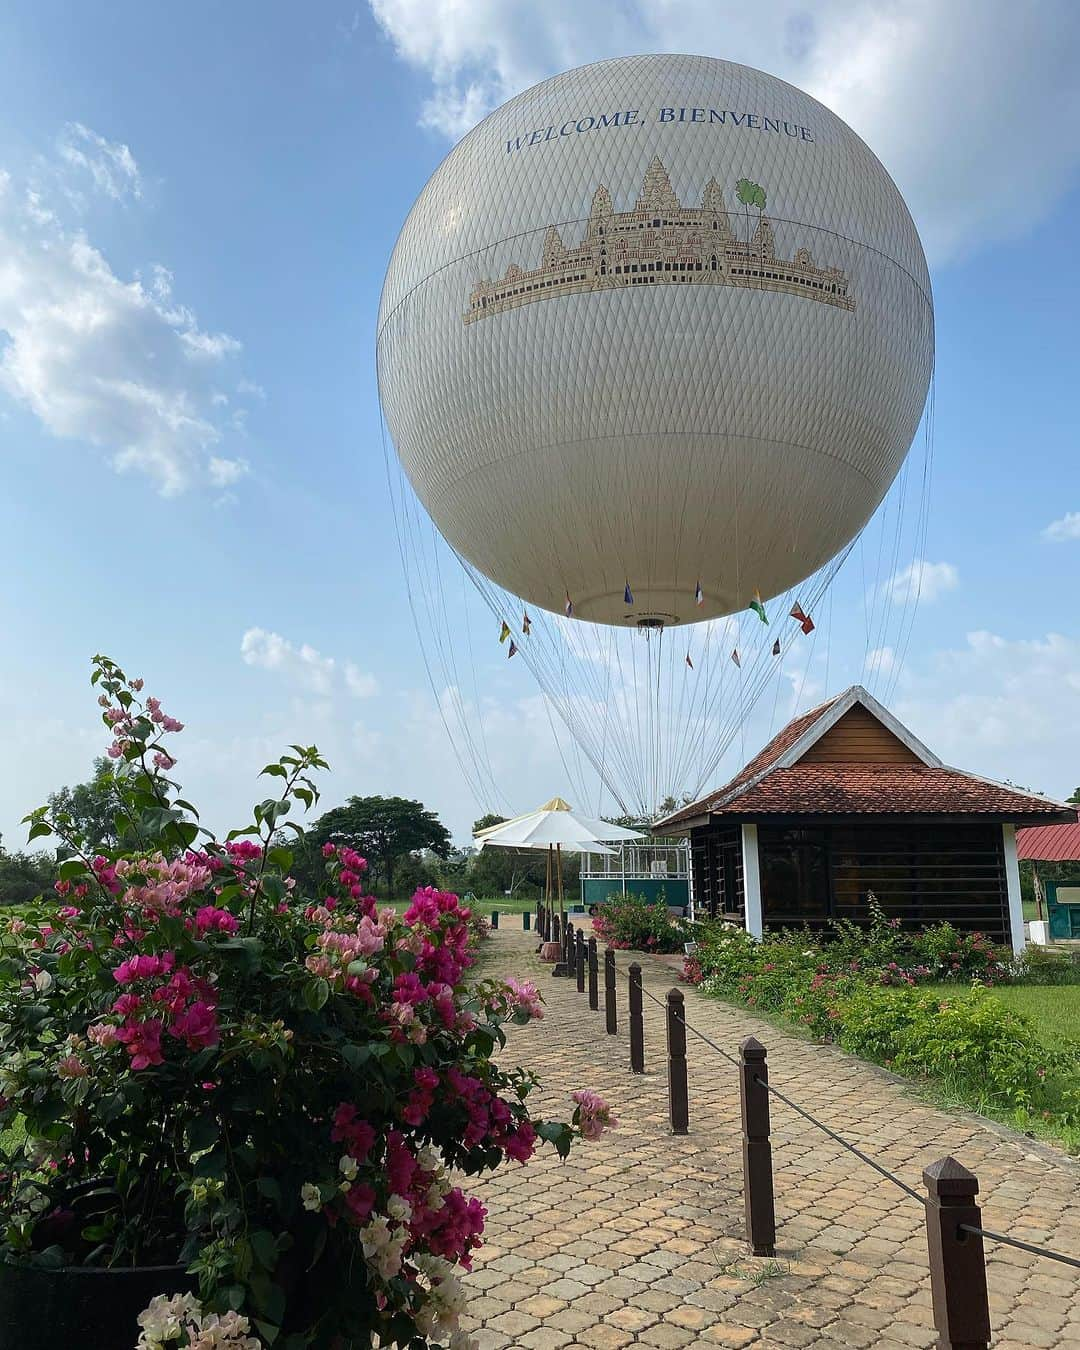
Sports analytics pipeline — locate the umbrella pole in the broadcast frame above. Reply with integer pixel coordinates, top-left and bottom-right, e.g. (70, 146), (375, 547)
(556, 842), (564, 925)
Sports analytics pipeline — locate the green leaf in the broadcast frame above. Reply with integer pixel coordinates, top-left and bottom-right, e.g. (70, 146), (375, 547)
(256, 1176), (282, 1207)
(267, 847), (293, 871)
(187, 1114), (219, 1152)
(250, 1228), (279, 1271)
(26, 821), (52, 842)
(303, 979), (330, 1012)
(261, 763), (288, 779)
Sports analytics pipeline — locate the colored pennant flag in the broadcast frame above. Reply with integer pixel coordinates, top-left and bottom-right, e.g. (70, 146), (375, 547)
(685, 652), (694, 670)
(624, 580), (634, 605)
(498, 620), (511, 643)
(507, 640), (518, 659)
(522, 612), (532, 636)
(771, 638), (781, 656)
(695, 580), (704, 607)
(748, 589), (768, 624)
(731, 648), (741, 669)
(565, 592), (574, 618)
(789, 602), (815, 635)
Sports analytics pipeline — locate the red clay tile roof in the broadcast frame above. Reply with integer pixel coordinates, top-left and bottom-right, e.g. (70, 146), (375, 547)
(1016, 821), (1080, 861)
(656, 688), (1074, 829)
(702, 764), (1073, 819)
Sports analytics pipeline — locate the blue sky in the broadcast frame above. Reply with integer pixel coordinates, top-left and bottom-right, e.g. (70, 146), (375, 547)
(1, 1), (1079, 848)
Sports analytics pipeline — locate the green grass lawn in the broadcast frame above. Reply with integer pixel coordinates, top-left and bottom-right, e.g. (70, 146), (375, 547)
(925, 982), (1080, 1053)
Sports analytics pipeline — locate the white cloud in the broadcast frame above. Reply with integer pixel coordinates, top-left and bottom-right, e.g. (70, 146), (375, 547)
(369, 0), (1080, 263)
(893, 630), (1080, 801)
(344, 663), (380, 698)
(57, 122), (142, 203)
(1043, 511), (1080, 543)
(241, 628), (338, 695)
(881, 559), (958, 605)
(241, 629), (379, 701)
(865, 645), (895, 675)
(208, 455), (250, 488)
(0, 136), (255, 495)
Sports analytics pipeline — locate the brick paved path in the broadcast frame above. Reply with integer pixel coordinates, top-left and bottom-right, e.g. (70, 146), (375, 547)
(459, 926), (1080, 1350)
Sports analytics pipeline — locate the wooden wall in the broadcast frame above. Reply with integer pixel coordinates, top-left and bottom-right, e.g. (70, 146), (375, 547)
(690, 824), (744, 920)
(799, 705), (921, 764)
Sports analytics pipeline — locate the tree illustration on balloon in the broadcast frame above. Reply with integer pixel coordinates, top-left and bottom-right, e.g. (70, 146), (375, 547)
(736, 178), (767, 246)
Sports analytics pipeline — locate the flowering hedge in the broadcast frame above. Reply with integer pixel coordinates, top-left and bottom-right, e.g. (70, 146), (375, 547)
(688, 918), (1079, 1134)
(0, 656), (612, 1348)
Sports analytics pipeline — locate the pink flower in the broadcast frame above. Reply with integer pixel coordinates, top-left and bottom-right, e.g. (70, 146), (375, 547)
(116, 1018), (165, 1071)
(504, 978), (544, 1020)
(56, 1055), (88, 1079)
(170, 1000), (219, 1051)
(332, 1104), (376, 1160)
(571, 1089), (618, 1140)
(113, 952), (176, 984)
(193, 906), (239, 937)
(321, 842), (337, 858)
(87, 1023), (120, 1049)
(161, 716), (184, 733)
(343, 1183), (376, 1224)
(152, 752), (176, 771)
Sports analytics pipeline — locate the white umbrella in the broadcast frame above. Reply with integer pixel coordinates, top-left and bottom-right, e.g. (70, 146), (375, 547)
(473, 800), (644, 939)
(474, 797), (643, 851)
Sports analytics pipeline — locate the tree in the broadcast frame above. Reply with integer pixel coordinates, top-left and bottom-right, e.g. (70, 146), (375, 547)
(303, 796), (452, 898)
(473, 813), (506, 834)
(46, 757), (124, 850)
(1068, 787), (1080, 805)
(0, 838), (55, 907)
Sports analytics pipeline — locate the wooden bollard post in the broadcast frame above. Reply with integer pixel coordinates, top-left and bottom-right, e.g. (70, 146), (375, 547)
(490, 909), (499, 930)
(629, 963), (644, 1074)
(923, 1158), (991, 1350)
(587, 937), (599, 1010)
(561, 923), (577, 977)
(739, 1037), (776, 1256)
(551, 913), (560, 946)
(604, 948), (617, 1034)
(575, 929), (586, 992)
(523, 910), (530, 931)
(666, 989), (689, 1135)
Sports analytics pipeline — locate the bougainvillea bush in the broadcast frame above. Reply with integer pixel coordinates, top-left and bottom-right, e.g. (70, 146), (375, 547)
(0, 657), (610, 1348)
(591, 893), (686, 954)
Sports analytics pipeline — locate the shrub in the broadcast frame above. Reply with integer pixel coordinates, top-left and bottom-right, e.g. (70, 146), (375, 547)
(837, 984), (1079, 1117)
(911, 923), (1011, 984)
(1012, 944), (1080, 986)
(592, 892), (685, 953)
(0, 656), (612, 1348)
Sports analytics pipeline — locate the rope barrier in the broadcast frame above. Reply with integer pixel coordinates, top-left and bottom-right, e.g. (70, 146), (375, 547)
(586, 941), (1080, 1278)
(958, 1224), (1080, 1272)
(752, 1074), (924, 1206)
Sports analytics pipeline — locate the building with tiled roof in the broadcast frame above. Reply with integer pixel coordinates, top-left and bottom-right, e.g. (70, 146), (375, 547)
(653, 686), (1078, 953)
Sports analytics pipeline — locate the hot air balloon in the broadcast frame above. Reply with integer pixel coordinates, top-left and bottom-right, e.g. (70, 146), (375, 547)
(377, 54), (934, 816)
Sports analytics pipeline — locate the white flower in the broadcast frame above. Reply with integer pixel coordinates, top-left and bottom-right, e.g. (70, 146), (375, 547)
(387, 1193), (412, 1222)
(300, 1182), (321, 1212)
(136, 1292), (199, 1347)
(338, 1153), (358, 1180)
(417, 1144), (441, 1171)
(32, 970), (53, 993)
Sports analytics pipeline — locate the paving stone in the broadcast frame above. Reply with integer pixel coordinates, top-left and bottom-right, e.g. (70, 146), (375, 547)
(458, 930), (1080, 1350)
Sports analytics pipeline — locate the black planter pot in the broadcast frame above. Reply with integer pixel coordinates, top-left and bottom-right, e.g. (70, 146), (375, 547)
(0, 1257), (194, 1349)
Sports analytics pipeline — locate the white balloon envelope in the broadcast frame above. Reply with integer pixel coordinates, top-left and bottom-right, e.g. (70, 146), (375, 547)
(378, 54), (933, 627)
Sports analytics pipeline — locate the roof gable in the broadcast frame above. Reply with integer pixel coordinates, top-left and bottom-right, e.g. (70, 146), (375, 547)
(652, 685), (1071, 831)
(774, 686), (939, 770)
